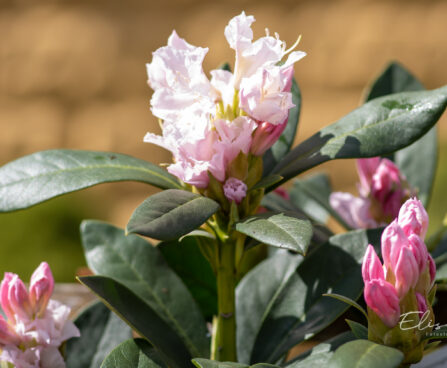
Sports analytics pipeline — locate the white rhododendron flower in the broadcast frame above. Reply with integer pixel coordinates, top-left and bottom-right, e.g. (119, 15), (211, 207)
(145, 11), (305, 189)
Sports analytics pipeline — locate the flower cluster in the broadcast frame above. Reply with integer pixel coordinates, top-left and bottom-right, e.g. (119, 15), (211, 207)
(0, 263), (80, 368)
(330, 157), (413, 229)
(144, 12), (305, 204)
(362, 198), (435, 364)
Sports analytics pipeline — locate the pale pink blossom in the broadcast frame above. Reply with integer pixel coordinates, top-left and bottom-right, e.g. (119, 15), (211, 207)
(398, 198), (429, 239)
(250, 120), (288, 156)
(357, 157), (381, 197)
(223, 177), (248, 204)
(362, 244), (384, 282)
(329, 192), (377, 229)
(394, 246), (419, 297)
(29, 262), (54, 317)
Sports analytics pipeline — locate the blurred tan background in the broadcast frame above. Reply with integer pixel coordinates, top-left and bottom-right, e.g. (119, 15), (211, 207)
(1, 0), (447, 280)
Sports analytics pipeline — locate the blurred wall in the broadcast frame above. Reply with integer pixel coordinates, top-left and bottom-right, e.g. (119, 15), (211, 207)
(1, 0), (447, 228)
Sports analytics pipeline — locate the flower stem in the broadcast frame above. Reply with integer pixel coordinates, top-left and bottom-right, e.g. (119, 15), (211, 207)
(211, 239), (237, 362)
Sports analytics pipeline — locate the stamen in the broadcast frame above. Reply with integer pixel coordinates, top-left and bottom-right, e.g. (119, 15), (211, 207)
(284, 35), (302, 55)
(265, 28), (270, 37)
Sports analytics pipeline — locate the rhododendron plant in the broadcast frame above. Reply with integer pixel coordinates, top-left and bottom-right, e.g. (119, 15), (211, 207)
(0, 263), (80, 368)
(0, 11), (447, 368)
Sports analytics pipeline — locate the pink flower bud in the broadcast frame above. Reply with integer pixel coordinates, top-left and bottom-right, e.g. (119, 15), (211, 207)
(273, 187), (290, 201)
(381, 220), (408, 270)
(0, 315), (19, 346)
(428, 255), (436, 286)
(223, 177), (247, 204)
(407, 234), (428, 273)
(8, 275), (33, 320)
(356, 158), (380, 197)
(1, 273), (15, 321)
(364, 279), (400, 328)
(394, 246), (419, 297)
(29, 262), (54, 317)
(416, 292), (428, 316)
(250, 120), (287, 156)
(398, 198), (429, 239)
(362, 244), (384, 282)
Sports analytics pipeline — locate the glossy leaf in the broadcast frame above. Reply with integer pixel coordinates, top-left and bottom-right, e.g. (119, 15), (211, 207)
(235, 212), (312, 254)
(66, 302), (132, 368)
(127, 190), (220, 241)
(289, 173), (332, 224)
(100, 338), (166, 368)
(79, 276), (192, 368)
(252, 175), (283, 191)
(323, 293), (368, 320)
(328, 340), (403, 368)
(239, 228), (382, 364)
(365, 62), (437, 206)
(0, 149), (181, 212)
(263, 78), (301, 175)
(158, 237), (217, 318)
(81, 221), (209, 358)
(272, 86), (447, 185)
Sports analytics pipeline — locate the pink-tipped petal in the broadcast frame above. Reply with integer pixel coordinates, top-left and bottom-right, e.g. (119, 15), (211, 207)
(381, 220), (408, 270)
(250, 120), (287, 156)
(8, 275), (33, 320)
(394, 246), (419, 297)
(407, 234), (428, 273)
(29, 262), (54, 316)
(416, 292), (428, 316)
(362, 244), (384, 282)
(364, 279), (400, 328)
(329, 192), (376, 229)
(0, 315), (19, 345)
(398, 198), (429, 239)
(428, 255), (436, 286)
(356, 158), (381, 197)
(1, 273), (16, 321)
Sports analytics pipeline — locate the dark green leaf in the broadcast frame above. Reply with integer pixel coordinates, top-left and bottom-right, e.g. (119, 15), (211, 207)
(100, 338), (167, 368)
(252, 175), (283, 190)
(423, 326), (447, 341)
(192, 359), (248, 368)
(263, 78), (301, 175)
(364, 62), (437, 207)
(79, 276), (192, 368)
(81, 221), (209, 358)
(289, 173), (333, 224)
(273, 86), (447, 185)
(328, 340), (403, 368)
(127, 190), (219, 241)
(66, 302), (132, 368)
(236, 251), (303, 363)
(159, 237), (217, 318)
(0, 150), (181, 212)
(235, 212), (312, 254)
(345, 320), (368, 340)
(323, 293), (368, 320)
(242, 228), (382, 363)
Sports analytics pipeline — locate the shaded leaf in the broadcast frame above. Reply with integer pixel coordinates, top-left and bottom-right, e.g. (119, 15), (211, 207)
(273, 86), (447, 185)
(100, 338), (167, 368)
(345, 320), (368, 340)
(328, 340), (403, 368)
(66, 302), (132, 368)
(235, 212), (312, 254)
(81, 221), (209, 358)
(0, 150), (181, 212)
(127, 190), (219, 241)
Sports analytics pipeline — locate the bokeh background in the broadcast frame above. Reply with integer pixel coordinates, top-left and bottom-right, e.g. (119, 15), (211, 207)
(1, 0), (446, 281)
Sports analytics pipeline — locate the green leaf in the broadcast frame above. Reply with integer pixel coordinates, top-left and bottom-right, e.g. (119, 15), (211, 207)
(239, 228), (382, 364)
(0, 149), (181, 212)
(287, 331), (355, 368)
(252, 175), (283, 191)
(263, 78), (301, 175)
(288, 173), (333, 224)
(235, 212), (312, 254)
(272, 86), (447, 184)
(236, 251), (303, 363)
(127, 190), (220, 241)
(423, 325), (447, 340)
(364, 62), (438, 207)
(65, 302), (132, 368)
(328, 340), (403, 368)
(81, 221), (209, 358)
(100, 338), (167, 368)
(158, 237), (217, 318)
(323, 293), (368, 320)
(192, 359), (248, 368)
(345, 320), (368, 340)
(79, 276), (192, 368)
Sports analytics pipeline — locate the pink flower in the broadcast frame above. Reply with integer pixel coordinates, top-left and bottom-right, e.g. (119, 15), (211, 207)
(362, 244), (384, 282)
(394, 246), (419, 297)
(250, 120), (288, 156)
(364, 279), (400, 328)
(416, 292), (428, 315)
(0, 264), (80, 368)
(223, 177), (248, 204)
(330, 157), (412, 229)
(398, 198), (429, 239)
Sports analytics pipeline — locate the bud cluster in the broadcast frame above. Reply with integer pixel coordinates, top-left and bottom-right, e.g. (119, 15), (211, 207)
(362, 198), (435, 364)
